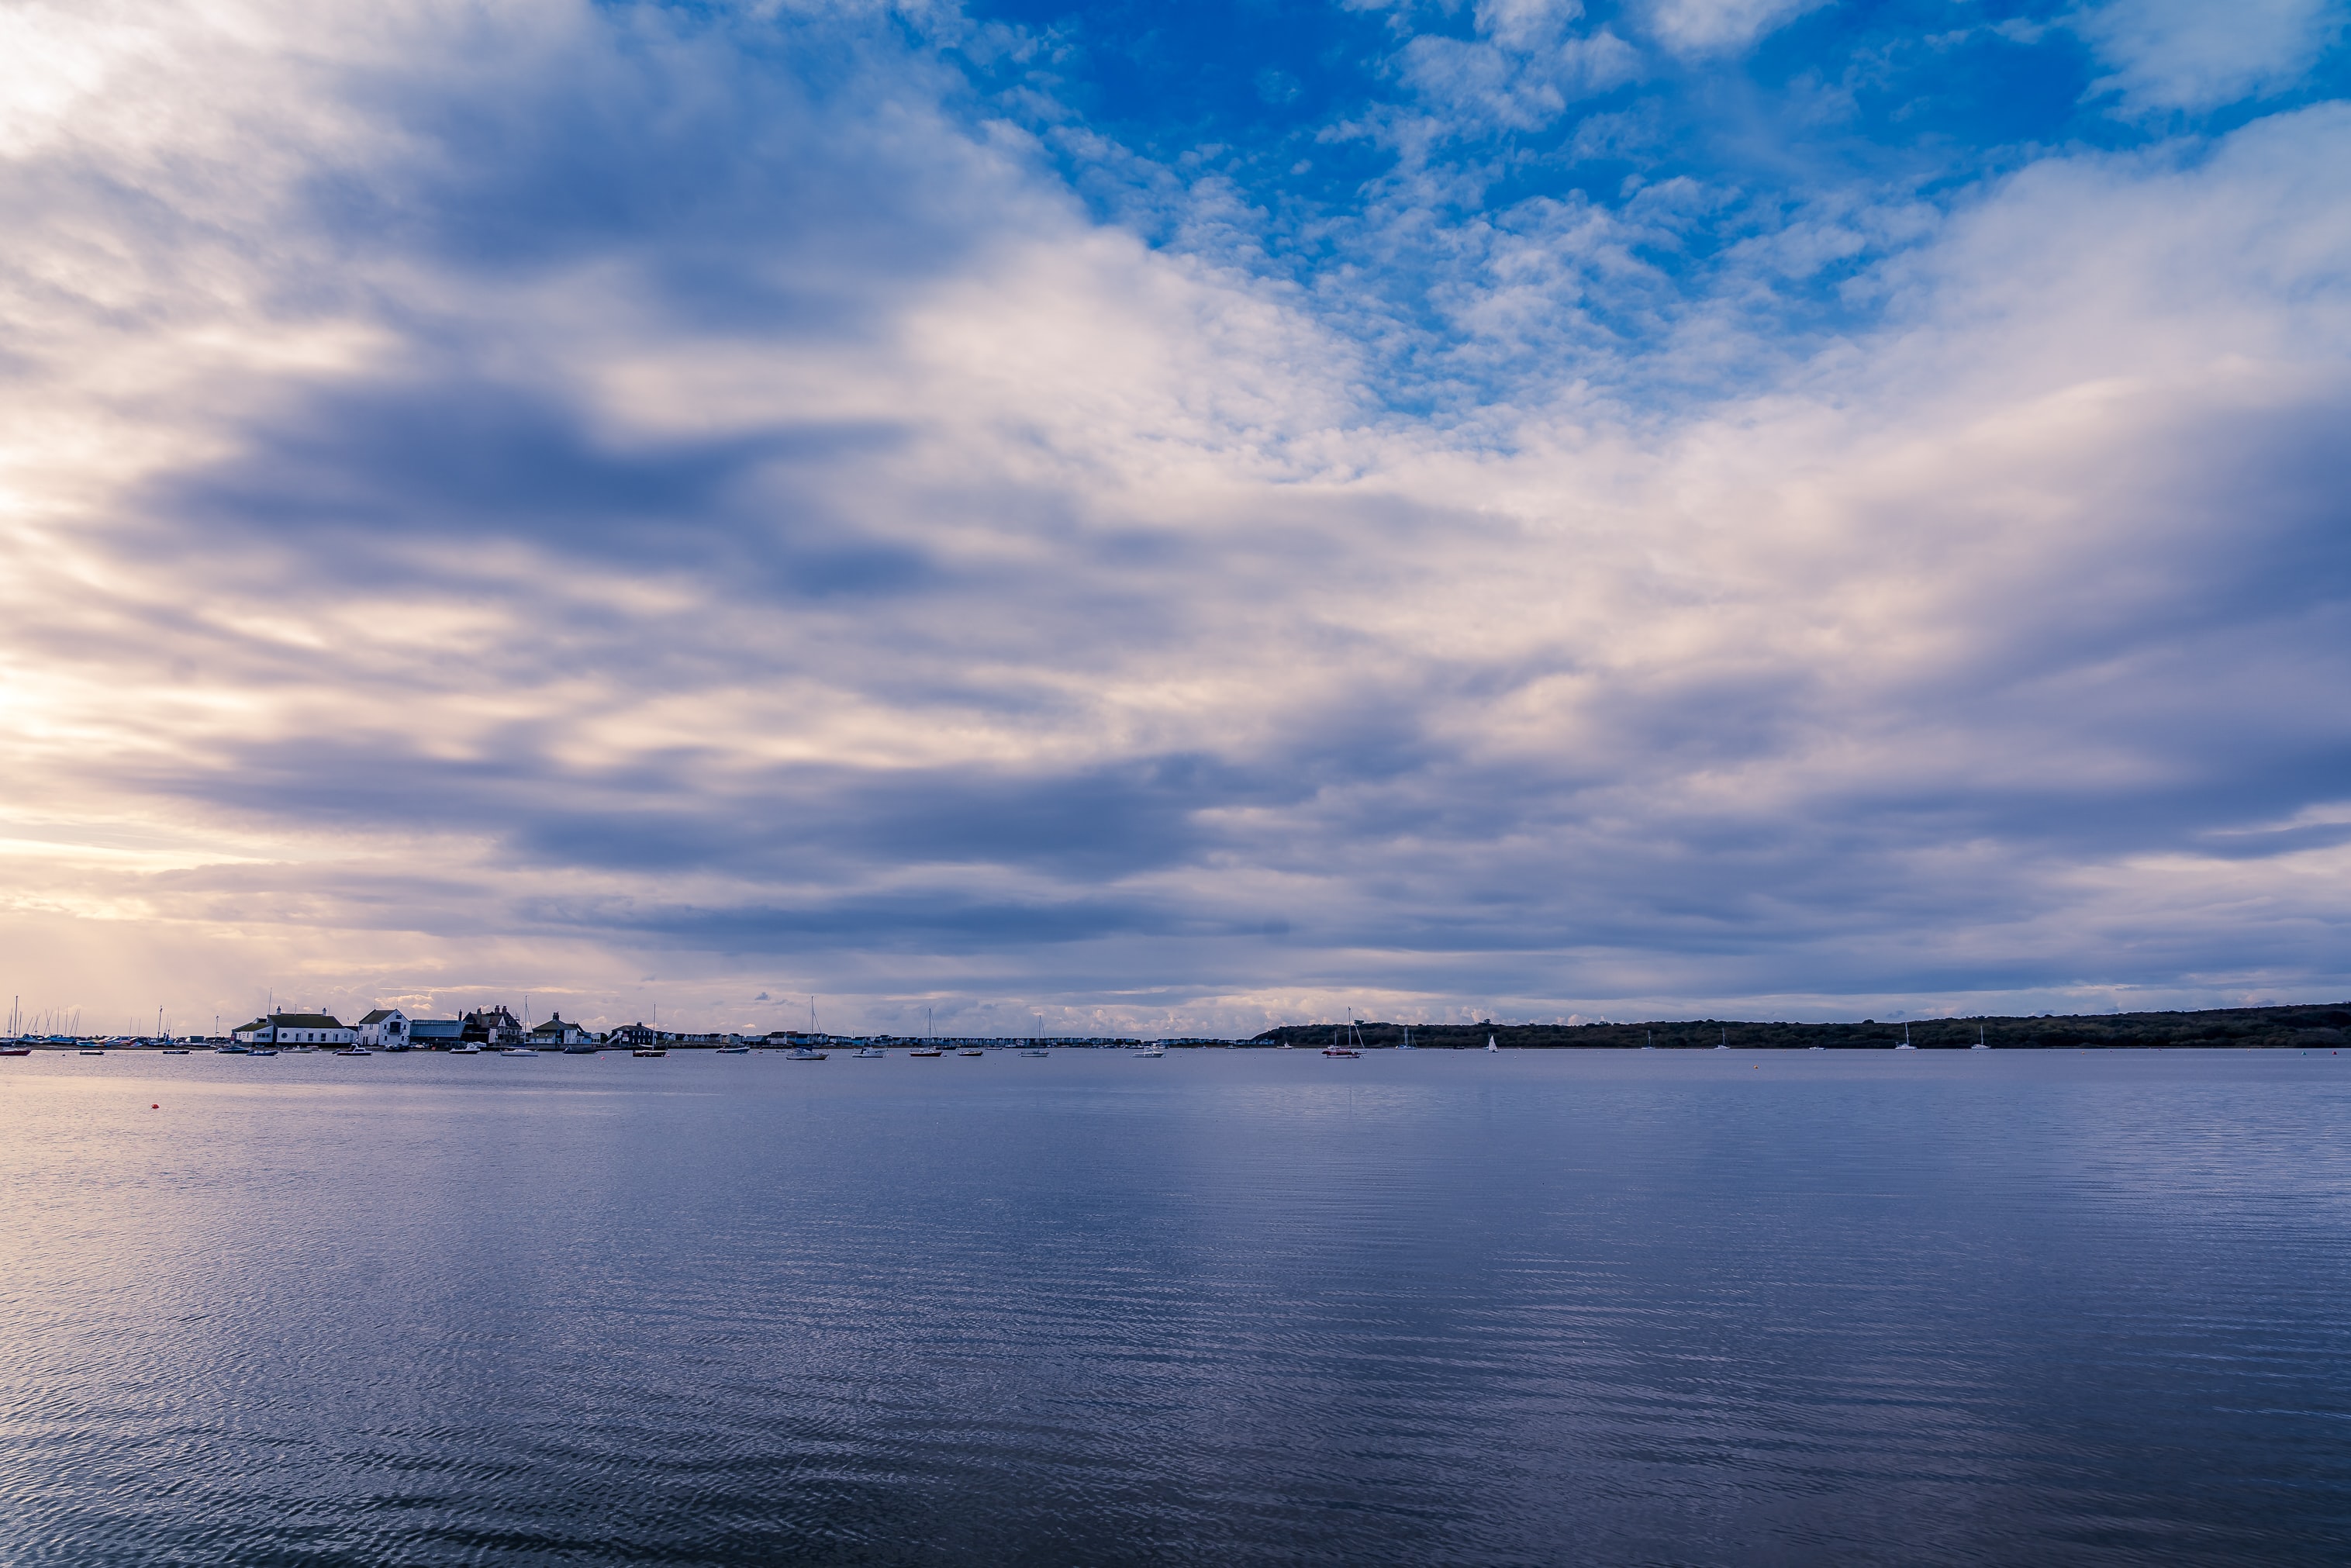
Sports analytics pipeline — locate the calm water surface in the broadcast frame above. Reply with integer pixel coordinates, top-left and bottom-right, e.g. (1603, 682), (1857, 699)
(4, 1048), (2348, 1566)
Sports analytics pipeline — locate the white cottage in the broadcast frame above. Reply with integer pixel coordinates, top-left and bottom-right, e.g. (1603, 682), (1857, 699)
(356, 1008), (413, 1048)
(231, 1011), (355, 1046)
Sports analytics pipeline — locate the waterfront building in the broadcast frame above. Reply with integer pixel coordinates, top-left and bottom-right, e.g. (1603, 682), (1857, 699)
(409, 1018), (464, 1048)
(461, 1006), (526, 1047)
(230, 1011), (355, 1047)
(607, 1021), (658, 1049)
(527, 1013), (592, 1047)
(355, 1008), (413, 1048)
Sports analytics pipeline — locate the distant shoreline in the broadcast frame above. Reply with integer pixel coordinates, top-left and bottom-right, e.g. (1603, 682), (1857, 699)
(1252, 1001), (2351, 1051)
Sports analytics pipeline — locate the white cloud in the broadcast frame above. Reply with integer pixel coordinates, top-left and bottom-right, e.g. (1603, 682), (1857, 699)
(2074, 0), (2347, 112)
(1399, 1), (1642, 134)
(1645, 0), (1832, 54)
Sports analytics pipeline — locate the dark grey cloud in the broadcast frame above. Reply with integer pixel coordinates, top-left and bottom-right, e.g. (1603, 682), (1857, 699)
(154, 374), (930, 595)
(309, 9), (1006, 327)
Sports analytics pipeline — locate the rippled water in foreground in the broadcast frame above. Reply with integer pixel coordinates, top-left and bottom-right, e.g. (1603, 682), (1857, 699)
(5, 1047), (2349, 1566)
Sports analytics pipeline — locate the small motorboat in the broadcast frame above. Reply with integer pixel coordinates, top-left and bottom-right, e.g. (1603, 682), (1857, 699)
(0, 1046), (29, 1057)
(1138, 1045), (1168, 1059)
(247, 1048), (278, 1057)
(957, 1047), (985, 1057)
(163, 1048), (192, 1055)
(787, 1046), (827, 1061)
(79, 1048), (106, 1055)
(1319, 1046), (1356, 1058)
(856, 1045), (888, 1059)
(335, 1046), (372, 1057)
(1020, 1048), (1048, 1058)
(716, 1045), (751, 1055)
(562, 1044), (598, 1055)
(454, 1043), (484, 1055)
(632, 1046), (667, 1057)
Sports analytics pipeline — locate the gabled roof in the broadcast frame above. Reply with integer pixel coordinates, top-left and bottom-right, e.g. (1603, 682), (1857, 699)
(266, 1013), (344, 1028)
(231, 1018), (271, 1033)
(357, 1009), (406, 1024)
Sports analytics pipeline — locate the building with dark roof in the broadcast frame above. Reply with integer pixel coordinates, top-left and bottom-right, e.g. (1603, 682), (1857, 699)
(462, 1007), (526, 1048)
(355, 1008), (413, 1048)
(231, 1011), (354, 1046)
(527, 1012), (592, 1046)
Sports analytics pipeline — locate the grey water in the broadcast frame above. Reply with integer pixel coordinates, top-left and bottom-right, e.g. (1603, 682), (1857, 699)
(4, 1048), (2349, 1566)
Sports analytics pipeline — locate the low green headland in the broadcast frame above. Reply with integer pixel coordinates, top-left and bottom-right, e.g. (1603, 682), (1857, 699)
(1251, 1003), (2351, 1050)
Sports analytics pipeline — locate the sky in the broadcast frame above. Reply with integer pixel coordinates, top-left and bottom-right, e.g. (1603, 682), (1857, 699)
(2, 0), (2347, 1038)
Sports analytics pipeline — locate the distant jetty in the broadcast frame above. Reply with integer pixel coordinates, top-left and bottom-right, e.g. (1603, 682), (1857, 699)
(1251, 1002), (2350, 1050)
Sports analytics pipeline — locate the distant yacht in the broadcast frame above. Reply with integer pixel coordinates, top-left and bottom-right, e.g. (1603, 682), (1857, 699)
(857, 1045), (888, 1059)
(1897, 1024), (1917, 1050)
(1020, 1047), (1048, 1058)
(1486, 1034), (1499, 1053)
(788, 1045), (827, 1061)
(908, 1047), (943, 1057)
(1400, 1026), (1416, 1051)
(715, 1045), (750, 1055)
(335, 1045), (371, 1057)
(1136, 1043), (1166, 1059)
(1972, 1026), (1989, 1050)
(958, 1047), (985, 1057)
(247, 1048), (278, 1057)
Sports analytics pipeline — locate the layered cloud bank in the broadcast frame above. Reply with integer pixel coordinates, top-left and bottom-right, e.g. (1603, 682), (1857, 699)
(2, 0), (2346, 1035)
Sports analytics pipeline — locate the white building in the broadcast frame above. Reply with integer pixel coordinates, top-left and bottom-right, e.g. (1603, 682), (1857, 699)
(231, 1011), (354, 1047)
(355, 1008), (413, 1048)
(527, 1012), (592, 1046)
